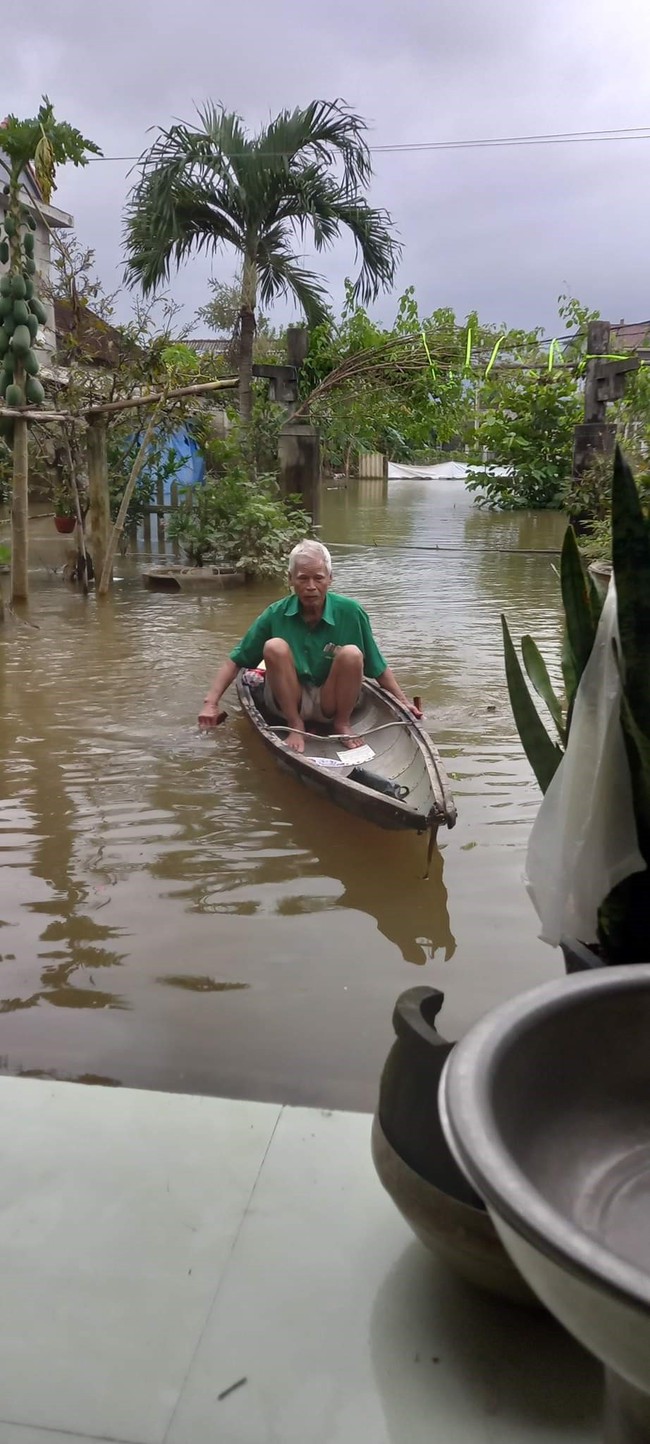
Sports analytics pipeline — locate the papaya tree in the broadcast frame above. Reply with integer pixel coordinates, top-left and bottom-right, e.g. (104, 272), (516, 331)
(0, 97), (100, 602)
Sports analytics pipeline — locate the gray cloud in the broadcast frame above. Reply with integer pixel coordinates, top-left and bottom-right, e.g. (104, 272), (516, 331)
(6, 0), (650, 335)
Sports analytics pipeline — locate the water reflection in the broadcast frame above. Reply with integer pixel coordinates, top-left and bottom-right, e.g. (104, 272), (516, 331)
(157, 975), (250, 993)
(0, 667), (128, 1012)
(148, 733), (455, 968)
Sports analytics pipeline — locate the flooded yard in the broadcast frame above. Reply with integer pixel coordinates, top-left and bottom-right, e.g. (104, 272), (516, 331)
(0, 476), (567, 1109)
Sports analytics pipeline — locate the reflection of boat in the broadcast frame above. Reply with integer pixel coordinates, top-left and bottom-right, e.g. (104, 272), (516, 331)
(225, 755), (456, 966)
(237, 674), (457, 837)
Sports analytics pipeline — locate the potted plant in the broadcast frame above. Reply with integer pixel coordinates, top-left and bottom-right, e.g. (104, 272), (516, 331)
(372, 449), (649, 1302)
(502, 446), (650, 969)
(51, 479), (77, 534)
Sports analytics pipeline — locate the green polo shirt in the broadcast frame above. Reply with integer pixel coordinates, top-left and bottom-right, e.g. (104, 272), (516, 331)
(230, 591), (388, 686)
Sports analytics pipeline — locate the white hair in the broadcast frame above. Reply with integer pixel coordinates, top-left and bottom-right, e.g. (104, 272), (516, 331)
(288, 539), (332, 578)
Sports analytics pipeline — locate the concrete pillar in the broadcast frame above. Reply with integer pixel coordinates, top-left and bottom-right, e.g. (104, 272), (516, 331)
(278, 421), (321, 525)
(286, 326), (309, 370)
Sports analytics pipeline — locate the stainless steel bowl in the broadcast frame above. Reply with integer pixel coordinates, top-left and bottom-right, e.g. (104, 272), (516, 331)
(440, 966), (650, 1442)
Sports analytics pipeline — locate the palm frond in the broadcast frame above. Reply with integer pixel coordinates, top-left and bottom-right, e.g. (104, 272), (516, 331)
(261, 99), (373, 191)
(257, 246), (330, 327)
(327, 198), (401, 303)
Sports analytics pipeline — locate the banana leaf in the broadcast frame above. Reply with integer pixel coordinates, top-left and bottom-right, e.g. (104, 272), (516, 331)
(502, 616), (564, 793)
(521, 635), (566, 743)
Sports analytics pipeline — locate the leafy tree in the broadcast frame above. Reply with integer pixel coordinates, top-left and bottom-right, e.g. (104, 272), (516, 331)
(196, 275), (286, 365)
(124, 100), (400, 421)
(468, 367), (581, 509)
(167, 427), (310, 576)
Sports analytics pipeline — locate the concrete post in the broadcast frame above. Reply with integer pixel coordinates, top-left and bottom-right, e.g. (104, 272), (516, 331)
(286, 326), (309, 370)
(278, 421), (321, 525)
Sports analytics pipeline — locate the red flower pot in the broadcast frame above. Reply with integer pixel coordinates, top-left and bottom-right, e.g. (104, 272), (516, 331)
(54, 515), (76, 534)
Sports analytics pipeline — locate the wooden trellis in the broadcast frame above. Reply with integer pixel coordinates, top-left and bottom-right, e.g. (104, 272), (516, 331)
(1, 375), (238, 606)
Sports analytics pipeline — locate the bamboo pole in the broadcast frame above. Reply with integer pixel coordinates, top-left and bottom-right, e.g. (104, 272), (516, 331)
(86, 416), (111, 589)
(84, 376), (238, 420)
(0, 408), (80, 423)
(97, 398), (165, 596)
(62, 432), (89, 595)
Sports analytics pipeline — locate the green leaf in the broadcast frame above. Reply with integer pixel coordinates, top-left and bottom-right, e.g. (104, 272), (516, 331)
(560, 629), (578, 713)
(560, 525), (597, 689)
(521, 635), (566, 742)
(620, 692), (650, 850)
(502, 616), (564, 793)
(611, 445), (650, 722)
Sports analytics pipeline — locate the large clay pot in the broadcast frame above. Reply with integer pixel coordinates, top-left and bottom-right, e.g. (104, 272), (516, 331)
(372, 987), (536, 1305)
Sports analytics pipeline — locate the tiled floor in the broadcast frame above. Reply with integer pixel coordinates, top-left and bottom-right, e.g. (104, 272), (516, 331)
(0, 1080), (600, 1444)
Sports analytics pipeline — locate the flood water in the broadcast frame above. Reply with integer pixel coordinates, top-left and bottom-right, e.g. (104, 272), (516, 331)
(0, 477), (567, 1109)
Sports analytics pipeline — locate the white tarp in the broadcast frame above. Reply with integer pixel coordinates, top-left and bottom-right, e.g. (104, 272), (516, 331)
(387, 461), (511, 482)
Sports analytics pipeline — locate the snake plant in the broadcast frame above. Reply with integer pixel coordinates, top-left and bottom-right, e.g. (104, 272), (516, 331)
(502, 446), (650, 961)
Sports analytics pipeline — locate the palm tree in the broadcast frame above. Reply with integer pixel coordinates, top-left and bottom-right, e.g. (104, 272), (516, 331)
(124, 100), (401, 421)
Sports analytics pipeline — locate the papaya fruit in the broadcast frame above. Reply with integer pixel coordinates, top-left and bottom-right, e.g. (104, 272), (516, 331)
(27, 314), (39, 341)
(0, 373), (8, 399)
(0, 417), (13, 441)
(11, 325), (31, 356)
(0, 242), (7, 265)
(4, 216), (16, 238)
(29, 297), (47, 325)
(24, 258), (36, 276)
(27, 215), (36, 232)
(24, 278), (34, 300)
(6, 383), (25, 408)
(23, 348), (39, 375)
(23, 232), (35, 258)
(0, 275), (10, 297)
(25, 376), (44, 406)
(3, 352), (15, 377)
(2, 316), (15, 338)
(12, 300), (29, 326)
(10, 274), (26, 300)
(0, 328), (8, 356)
(0, 296), (12, 319)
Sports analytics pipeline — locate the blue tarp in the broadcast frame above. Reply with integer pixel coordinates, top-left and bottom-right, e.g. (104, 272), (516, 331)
(159, 426), (205, 498)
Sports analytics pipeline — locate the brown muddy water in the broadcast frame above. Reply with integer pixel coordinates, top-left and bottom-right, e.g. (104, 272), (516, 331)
(0, 477), (567, 1109)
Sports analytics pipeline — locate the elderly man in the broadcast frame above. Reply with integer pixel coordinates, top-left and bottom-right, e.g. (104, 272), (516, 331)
(198, 539), (422, 752)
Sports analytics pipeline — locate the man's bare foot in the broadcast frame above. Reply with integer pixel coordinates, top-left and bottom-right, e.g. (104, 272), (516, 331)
(333, 720), (364, 749)
(286, 724), (306, 753)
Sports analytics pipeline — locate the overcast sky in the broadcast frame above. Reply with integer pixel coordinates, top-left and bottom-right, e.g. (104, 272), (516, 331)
(5, 0), (650, 336)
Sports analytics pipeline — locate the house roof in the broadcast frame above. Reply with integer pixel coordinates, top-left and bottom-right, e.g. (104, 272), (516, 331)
(54, 298), (138, 368)
(611, 321), (650, 353)
(188, 337), (231, 356)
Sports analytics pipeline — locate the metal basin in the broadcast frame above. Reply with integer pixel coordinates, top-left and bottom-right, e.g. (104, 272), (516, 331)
(440, 966), (650, 1442)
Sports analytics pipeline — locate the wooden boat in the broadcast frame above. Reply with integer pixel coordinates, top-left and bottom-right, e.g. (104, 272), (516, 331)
(236, 671), (457, 838)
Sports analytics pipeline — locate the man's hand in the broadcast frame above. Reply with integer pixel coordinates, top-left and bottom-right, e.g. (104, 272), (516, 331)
(408, 701), (424, 720)
(198, 700), (225, 729)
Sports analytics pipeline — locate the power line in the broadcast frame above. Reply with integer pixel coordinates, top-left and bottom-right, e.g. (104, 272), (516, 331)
(87, 124), (650, 164)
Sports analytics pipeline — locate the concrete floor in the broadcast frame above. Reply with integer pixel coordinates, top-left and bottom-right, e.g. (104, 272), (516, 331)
(0, 1079), (601, 1444)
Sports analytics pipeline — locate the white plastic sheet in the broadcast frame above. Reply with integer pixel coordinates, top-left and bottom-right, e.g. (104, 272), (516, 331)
(525, 577), (645, 946)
